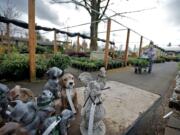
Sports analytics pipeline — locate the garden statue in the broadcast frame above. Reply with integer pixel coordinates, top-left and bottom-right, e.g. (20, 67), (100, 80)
(42, 109), (74, 135)
(9, 100), (40, 135)
(79, 67), (106, 135)
(43, 67), (63, 98)
(0, 83), (9, 125)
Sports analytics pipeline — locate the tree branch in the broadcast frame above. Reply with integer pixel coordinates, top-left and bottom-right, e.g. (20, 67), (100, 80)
(51, 0), (91, 14)
(99, 0), (110, 20)
(82, 0), (91, 14)
(51, 0), (73, 4)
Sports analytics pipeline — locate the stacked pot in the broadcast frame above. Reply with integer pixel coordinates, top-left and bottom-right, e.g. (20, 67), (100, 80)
(169, 71), (180, 111)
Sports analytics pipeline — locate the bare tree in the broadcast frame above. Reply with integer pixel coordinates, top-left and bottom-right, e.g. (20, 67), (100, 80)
(0, 0), (22, 52)
(0, 0), (21, 36)
(51, 0), (111, 51)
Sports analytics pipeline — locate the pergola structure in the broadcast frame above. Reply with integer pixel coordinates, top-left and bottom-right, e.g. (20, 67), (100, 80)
(0, 0), (166, 81)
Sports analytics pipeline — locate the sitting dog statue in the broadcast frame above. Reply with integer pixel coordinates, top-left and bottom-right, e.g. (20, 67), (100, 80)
(0, 83), (9, 126)
(8, 100), (40, 135)
(60, 73), (78, 114)
(79, 68), (107, 135)
(37, 90), (56, 123)
(43, 67), (63, 98)
(36, 90), (74, 135)
(43, 67), (63, 114)
(8, 85), (35, 102)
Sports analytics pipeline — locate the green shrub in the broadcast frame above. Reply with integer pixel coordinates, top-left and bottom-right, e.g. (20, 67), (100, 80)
(107, 60), (123, 69)
(0, 52), (71, 80)
(36, 55), (48, 77)
(130, 58), (149, 67)
(0, 53), (29, 80)
(48, 53), (71, 70)
(71, 57), (123, 71)
(128, 57), (137, 65)
(19, 45), (28, 53)
(36, 46), (47, 54)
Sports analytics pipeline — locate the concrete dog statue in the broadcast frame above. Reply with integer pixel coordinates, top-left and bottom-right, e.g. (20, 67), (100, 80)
(37, 89), (56, 121)
(39, 88), (62, 114)
(36, 90), (74, 135)
(60, 73), (78, 114)
(0, 83), (9, 125)
(8, 85), (35, 102)
(79, 68), (106, 135)
(44, 67), (63, 98)
(36, 90), (56, 134)
(43, 67), (63, 114)
(8, 100), (40, 135)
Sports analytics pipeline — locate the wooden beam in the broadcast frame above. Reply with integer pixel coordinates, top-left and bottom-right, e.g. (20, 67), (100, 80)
(124, 28), (130, 66)
(28, 0), (36, 81)
(104, 19), (111, 69)
(53, 30), (57, 53)
(139, 36), (143, 57)
(77, 35), (80, 52)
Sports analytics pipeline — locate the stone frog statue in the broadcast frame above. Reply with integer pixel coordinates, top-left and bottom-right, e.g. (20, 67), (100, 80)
(78, 67), (107, 135)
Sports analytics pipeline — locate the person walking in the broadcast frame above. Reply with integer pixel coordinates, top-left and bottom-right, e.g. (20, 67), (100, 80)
(146, 41), (155, 73)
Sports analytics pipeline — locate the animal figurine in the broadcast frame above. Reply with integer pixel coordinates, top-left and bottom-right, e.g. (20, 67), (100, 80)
(41, 109), (74, 135)
(44, 67), (63, 98)
(0, 83), (9, 125)
(8, 85), (35, 102)
(8, 100), (40, 135)
(0, 122), (29, 135)
(37, 90), (56, 122)
(60, 73), (78, 114)
(79, 67), (107, 135)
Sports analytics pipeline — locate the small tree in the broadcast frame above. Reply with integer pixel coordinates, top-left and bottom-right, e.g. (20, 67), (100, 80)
(51, 0), (111, 51)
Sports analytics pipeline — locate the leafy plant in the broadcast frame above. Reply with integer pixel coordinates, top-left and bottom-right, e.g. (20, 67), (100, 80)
(0, 53), (29, 80)
(47, 53), (71, 70)
(36, 54), (48, 77)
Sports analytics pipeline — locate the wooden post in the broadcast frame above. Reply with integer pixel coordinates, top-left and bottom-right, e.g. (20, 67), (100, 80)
(124, 28), (130, 66)
(28, 0), (36, 81)
(6, 23), (10, 53)
(104, 18), (111, 69)
(53, 30), (57, 53)
(139, 36), (143, 57)
(77, 35), (80, 52)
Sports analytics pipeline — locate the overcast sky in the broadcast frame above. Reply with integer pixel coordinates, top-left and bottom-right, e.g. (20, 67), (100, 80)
(0, 0), (180, 50)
